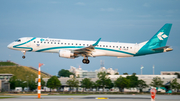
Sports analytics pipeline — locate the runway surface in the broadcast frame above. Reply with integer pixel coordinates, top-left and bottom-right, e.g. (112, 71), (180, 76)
(1, 95), (180, 101)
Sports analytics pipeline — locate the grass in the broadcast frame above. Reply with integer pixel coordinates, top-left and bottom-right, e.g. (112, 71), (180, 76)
(0, 97), (16, 99)
(0, 62), (51, 81)
(0, 62), (17, 66)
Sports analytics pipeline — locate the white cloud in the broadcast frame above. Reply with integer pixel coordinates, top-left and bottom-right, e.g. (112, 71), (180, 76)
(143, 3), (150, 7)
(101, 8), (114, 12)
(117, 9), (123, 12)
(166, 10), (178, 14)
(75, 2), (85, 6)
(100, 8), (122, 12)
(137, 14), (153, 18)
(49, 1), (60, 4)
(165, 15), (173, 17)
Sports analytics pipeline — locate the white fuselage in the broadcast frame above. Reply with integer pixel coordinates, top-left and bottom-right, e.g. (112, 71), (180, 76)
(8, 37), (143, 58)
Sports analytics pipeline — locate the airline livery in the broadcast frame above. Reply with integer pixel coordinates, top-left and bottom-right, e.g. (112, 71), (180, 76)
(7, 24), (173, 64)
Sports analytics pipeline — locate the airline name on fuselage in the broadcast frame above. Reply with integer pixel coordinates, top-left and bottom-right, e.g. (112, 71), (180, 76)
(41, 38), (61, 42)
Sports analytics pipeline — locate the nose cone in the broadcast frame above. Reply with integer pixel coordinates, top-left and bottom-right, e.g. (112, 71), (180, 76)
(7, 43), (13, 49)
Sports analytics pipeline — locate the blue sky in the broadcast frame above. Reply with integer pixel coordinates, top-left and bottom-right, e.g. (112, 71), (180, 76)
(0, 0), (180, 75)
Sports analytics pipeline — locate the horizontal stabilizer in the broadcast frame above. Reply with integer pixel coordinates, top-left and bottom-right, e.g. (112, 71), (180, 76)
(152, 46), (170, 50)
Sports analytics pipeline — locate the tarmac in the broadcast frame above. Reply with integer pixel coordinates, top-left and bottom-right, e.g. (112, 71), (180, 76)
(1, 95), (180, 101)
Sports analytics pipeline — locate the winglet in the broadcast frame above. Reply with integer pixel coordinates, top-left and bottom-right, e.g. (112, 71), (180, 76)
(92, 38), (101, 46)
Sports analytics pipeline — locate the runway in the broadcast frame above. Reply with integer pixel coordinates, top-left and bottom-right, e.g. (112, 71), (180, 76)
(1, 95), (180, 101)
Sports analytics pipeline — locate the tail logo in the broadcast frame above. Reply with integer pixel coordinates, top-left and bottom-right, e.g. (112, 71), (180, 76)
(157, 32), (168, 40)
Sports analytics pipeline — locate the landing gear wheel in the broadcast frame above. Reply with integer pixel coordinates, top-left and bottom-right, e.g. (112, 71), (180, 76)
(21, 51), (26, 59)
(82, 59), (87, 63)
(82, 59), (90, 64)
(22, 55), (25, 59)
(86, 59), (90, 64)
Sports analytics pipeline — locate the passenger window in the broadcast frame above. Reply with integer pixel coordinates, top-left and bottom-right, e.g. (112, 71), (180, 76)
(116, 46), (118, 48)
(61, 43), (63, 45)
(51, 42), (53, 44)
(79, 44), (81, 46)
(44, 42), (46, 44)
(76, 43), (78, 45)
(103, 45), (105, 47)
(37, 41), (39, 43)
(83, 44), (85, 46)
(113, 46), (115, 48)
(64, 43), (66, 45)
(68, 43), (70, 45)
(54, 42), (56, 44)
(34, 41), (36, 43)
(48, 42), (49, 44)
(72, 43), (73, 45)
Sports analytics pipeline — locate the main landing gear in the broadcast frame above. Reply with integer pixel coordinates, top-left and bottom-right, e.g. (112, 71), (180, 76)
(22, 51), (26, 59)
(82, 57), (90, 64)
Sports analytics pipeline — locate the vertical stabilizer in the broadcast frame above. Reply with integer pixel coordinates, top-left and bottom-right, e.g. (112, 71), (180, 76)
(144, 23), (172, 49)
(135, 23), (172, 56)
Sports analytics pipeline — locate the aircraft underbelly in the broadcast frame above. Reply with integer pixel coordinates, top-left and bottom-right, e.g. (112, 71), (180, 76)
(94, 50), (133, 57)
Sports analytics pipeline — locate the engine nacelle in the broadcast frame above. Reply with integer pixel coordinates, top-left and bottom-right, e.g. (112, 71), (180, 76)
(59, 50), (74, 58)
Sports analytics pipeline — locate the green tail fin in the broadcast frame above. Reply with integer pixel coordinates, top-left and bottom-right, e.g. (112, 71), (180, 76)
(135, 23), (172, 56)
(144, 23), (172, 49)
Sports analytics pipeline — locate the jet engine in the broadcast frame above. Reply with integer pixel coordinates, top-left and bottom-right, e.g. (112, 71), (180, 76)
(59, 50), (75, 58)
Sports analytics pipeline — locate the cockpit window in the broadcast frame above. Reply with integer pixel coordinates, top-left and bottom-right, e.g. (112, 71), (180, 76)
(15, 39), (21, 42)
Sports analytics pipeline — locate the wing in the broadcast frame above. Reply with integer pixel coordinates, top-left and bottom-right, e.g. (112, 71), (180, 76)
(73, 38), (101, 56)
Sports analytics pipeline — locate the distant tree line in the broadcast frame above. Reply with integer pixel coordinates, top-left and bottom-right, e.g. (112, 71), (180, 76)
(9, 76), (45, 91)
(9, 70), (180, 92)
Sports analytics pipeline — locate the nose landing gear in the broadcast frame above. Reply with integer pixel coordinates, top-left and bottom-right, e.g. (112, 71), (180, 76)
(22, 55), (26, 59)
(22, 51), (26, 59)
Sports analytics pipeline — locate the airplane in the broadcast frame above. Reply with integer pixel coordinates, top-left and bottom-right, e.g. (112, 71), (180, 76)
(7, 23), (173, 64)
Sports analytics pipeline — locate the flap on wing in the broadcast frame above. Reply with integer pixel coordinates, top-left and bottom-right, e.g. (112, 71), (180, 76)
(152, 46), (170, 50)
(74, 38), (101, 54)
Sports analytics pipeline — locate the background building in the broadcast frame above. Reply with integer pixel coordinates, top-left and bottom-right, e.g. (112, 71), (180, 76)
(69, 66), (119, 78)
(0, 74), (13, 80)
(95, 67), (119, 75)
(0, 74), (12, 92)
(161, 71), (180, 75)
